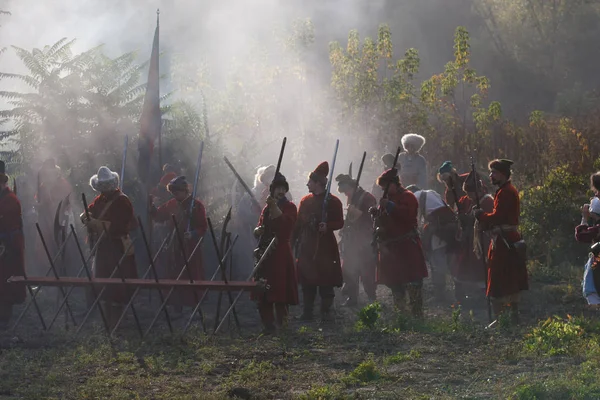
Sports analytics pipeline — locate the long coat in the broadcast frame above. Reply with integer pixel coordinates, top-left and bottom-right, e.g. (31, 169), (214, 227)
(0, 188), (25, 305)
(252, 198), (299, 305)
(455, 194), (494, 282)
(376, 189), (428, 286)
(294, 192), (344, 287)
(153, 196), (207, 307)
(88, 189), (137, 304)
(477, 182), (529, 298)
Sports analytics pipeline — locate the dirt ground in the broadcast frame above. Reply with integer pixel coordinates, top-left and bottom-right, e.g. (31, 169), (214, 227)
(0, 262), (598, 400)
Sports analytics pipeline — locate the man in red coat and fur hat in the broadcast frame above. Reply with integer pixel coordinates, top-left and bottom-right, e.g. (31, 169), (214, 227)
(150, 175), (208, 314)
(80, 166), (138, 328)
(293, 161), (344, 321)
(0, 161), (26, 329)
(475, 159), (528, 324)
(374, 168), (428, 317)
(336, 173), (377, 306)
(454, 171), (494, 302)
(253, 172), (298, 333)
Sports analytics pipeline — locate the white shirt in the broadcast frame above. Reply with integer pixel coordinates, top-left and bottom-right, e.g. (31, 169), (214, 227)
(413, 190), (447, 217)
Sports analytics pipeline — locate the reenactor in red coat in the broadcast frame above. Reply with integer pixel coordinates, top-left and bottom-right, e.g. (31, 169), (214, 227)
(437, 161), (467, 212)
(293, 161), (344, 321)
(150, 176), (208, 312)
(253, 172), (299, 333)
(80, 166), (138, 328)
(475, 159), (528, 324)
(336, 173), (377, 306)
(373, 168), (428, 317)
(454, 171), (494, 302)
(0, 161), (26, 329)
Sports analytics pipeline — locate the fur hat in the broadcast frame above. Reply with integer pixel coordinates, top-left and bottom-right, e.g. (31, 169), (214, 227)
(309, 162), (329, 185)
(269, 172), (289, 193)
(489, 159), (514, 179)
(255, 165), (276, 187)
(0, 161), (8, 184)
(401, 133), (426, 152)
(335, 173), (355, 191)
(167, 176), (189, 192)
(376, 168), (400, 186)
(381, 153), (396, 169)
(89, 166), (119, 192)
(463, 171), (485, 192)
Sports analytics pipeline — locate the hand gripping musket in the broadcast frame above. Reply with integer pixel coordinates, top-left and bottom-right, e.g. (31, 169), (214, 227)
(313, 139), (340, 260)
(471, 154), (492, 323)
(119, 135), (128, 191)
(254, 137), (286, 267)
(340, 152), (366, 258)
(371, 146), (401, 251)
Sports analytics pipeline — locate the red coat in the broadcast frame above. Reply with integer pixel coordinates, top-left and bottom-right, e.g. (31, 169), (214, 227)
(341, 188), (377, 270)
(454, 194), (494, 282)
(477, 182), (528, 298)
(153, 196), (207, 307)
(376, 189), (428, 286)
(294, 192), (344, 287)
(444, 175), (466, 212)
(253, 199), (299, 304)
(0, 188), (25, 305)
(88, 189), (138, 304)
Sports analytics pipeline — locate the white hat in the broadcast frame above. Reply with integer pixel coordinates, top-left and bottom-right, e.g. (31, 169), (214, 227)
(89, 166), (119, 192)
(401, 133), (426, 151)
(591, 197), (600, 215)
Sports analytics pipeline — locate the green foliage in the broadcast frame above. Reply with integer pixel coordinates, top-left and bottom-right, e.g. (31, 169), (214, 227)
(344, 356), (381, 385)
(356, 302), (381, 331)
(523, 316), (586, 356)
(520, 165), (589, 267)
(383, 350), (421, 365)
(298, 385), (350, 400)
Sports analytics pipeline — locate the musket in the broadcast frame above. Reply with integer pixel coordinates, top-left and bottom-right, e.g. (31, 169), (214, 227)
(223, 156), (261, 210)
(188, 141), (205, 232)
(81, 193), (94, 249)
(119, 135), (128, 191)
(255, 137), (287, 265)
(313, 139), (340, 260)
(372, 146), (402, 249)
(470, 154), (492, 323)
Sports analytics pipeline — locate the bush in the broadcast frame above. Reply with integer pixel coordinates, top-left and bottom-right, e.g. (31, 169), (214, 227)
(523, 316), (585, 356)
(520, 166), (589, 267)
(356, 302), (382, 331)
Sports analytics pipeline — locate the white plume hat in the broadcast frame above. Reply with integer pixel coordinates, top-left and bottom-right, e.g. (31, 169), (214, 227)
(89, 166), (119, 192)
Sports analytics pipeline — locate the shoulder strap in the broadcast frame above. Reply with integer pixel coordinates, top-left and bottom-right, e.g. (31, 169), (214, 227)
(97, 193), (125, 220)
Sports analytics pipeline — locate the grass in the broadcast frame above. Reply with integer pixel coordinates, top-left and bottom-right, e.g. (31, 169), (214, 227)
(2, 276), (600, 399)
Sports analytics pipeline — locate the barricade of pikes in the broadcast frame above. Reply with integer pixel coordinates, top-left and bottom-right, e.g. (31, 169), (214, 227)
(7, 193), (274, 340)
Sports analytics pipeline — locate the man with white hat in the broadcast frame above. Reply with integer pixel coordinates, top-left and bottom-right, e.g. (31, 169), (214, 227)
(398, 133), (428, 189)
(80, 166), (138, 328)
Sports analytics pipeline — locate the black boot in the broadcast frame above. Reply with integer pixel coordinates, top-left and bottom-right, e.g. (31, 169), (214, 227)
(408, 285), (424, 319)
(320, 297), (334, 322)
(298, 288), (316, 321)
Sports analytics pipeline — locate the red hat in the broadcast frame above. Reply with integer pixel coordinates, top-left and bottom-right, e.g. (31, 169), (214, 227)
(159, 172), (177, 187)
(463, 171), (485, 192)
(376, 168), (399, 186)
(309, 161), (329, 184)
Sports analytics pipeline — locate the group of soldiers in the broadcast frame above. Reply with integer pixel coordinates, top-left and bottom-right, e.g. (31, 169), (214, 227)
(0, 132), (529, 334)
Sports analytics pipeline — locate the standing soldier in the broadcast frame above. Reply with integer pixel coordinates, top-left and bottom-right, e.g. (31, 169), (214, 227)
(398, 134), (428, 189)
(437, 161), (467, 212)
(232, 165), (276, 280)
(149, 176), (207, 314)
(454, 172), (494, 302)
(372, 153), (397, 202)
(293, 161), (344, 321)
(253, 172), (298, 333)
(0, 161), (26, 329)
(80, 166), (138, 328)
(336, 173), (377, 306)
(373, 168), (428, 317)
(406, 185), (458, 301)
(474, 159), (528, 324)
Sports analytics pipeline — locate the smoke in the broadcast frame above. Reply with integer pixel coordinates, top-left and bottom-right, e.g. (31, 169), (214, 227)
(0, 0), (481, 199)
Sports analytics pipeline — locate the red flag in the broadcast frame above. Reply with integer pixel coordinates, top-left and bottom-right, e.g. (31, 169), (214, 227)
(137, 11), (161, 184)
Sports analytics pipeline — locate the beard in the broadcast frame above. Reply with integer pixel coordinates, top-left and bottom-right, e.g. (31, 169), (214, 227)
(491, 177), (501, 186)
